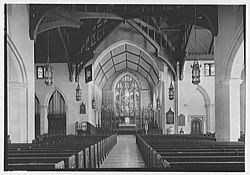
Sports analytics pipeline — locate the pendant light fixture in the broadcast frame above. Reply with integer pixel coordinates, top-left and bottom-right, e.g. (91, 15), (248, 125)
(44, 30), (53, 86)
(169, 75), (174, 100)
(76, 80), (82, 101)
(156, 96), (160, 109)
(191, 5), (201, 85)
(92, 97), (96, 109)
(76, 28), (82, 101)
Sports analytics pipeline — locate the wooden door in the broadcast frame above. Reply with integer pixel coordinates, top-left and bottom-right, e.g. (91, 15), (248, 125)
(191, 119), (202, 134)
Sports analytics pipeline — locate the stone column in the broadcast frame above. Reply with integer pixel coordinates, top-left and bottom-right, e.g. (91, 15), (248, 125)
(174, 80), (179, 134)
(65, 105), (69, 135)
(9, 83), (28, 143)
(40, 105), (48, 135)
(240, 77), (246, 134)
(205, 104), (210, 133)
(216, 78), (242, 141)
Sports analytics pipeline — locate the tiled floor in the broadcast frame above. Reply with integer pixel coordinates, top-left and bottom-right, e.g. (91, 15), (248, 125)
(100, 135), (145, 168)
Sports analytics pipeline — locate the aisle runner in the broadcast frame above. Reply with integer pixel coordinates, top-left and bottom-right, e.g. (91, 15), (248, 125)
(100, 135), (145, 168)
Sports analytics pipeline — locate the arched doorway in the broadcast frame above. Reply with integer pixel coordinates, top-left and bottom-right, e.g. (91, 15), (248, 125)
(35, 95), (40, 139)
(191, 118), (202, 134)
(48, 90), (66, 136)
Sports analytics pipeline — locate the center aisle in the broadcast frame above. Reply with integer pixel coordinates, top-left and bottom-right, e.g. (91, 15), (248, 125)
(100, 135), (145, 168)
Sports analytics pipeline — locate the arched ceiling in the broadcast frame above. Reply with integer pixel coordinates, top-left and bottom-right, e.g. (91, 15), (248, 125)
(94, 43), (159, 88)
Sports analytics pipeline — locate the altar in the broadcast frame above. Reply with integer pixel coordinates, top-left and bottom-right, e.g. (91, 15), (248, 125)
(118, 122), (136, 134)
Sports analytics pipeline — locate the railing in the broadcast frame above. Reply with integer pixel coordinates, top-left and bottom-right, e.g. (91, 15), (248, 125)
(136, 134), (170, 168)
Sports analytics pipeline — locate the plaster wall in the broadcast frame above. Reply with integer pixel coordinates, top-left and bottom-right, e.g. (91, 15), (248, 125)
(178, 60), (215, 134)
(35, 63), (91, 135)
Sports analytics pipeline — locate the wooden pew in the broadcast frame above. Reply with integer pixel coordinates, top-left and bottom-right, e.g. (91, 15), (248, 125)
(158, 151), (244, 156)
(137, 134), (245, 171)
(8, 161), (65, 170)
(8, 155), (76, 169)
(167, 161), (244, 172)
(162, 155), (244, 162)
(7, 134), (117, 171)
(153, 148), (245, 152)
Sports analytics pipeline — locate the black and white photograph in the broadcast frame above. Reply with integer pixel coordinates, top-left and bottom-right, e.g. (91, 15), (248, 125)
(2, 2), (248, 174)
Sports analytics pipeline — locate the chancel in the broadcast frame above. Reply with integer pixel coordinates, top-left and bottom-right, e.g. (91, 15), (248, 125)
(6, 4), (246, 172)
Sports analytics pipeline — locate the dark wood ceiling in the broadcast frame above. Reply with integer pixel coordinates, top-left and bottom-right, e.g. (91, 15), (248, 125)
(31, 4), (218, 81)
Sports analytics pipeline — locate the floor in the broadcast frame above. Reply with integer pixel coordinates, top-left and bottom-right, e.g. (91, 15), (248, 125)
(100, 135), (145, 168)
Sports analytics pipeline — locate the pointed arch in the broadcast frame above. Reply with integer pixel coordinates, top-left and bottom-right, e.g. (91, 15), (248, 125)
(112, 71), (142, 92)
(112, 72), (142, 127)
(196, 85), (211, 105)
(93, 40), (159, 72)
(224, 23), (244, 80)
(44, 87), (68, 107)
(7, 35), (28, 84)
(91, 40), (160, 88)
(46, 88), (67, 136)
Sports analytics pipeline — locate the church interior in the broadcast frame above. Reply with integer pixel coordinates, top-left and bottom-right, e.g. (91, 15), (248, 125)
(5, 4), (246, 172)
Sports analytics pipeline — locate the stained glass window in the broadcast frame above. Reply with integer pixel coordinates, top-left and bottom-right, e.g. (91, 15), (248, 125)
(37, 66), (44, 79)
(204, 63), (215, 76)
(115, 74), (140, 117)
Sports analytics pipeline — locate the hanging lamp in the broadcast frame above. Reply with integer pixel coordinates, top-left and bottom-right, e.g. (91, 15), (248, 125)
(191, 5), (201, 85)
(169, 62), (175, 100)
(44, 30), (53, 86)
(92, 97), (96, 109)
(76, 80), (82, 101)
(76, 28), (82, 101)
(156, 96), (160, 109)
(169, 78), (174, 100)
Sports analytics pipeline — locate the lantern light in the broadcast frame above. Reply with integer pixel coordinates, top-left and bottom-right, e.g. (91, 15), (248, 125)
(76, 81), (82, 101)
(44, 30), (53, 86)
(156, 96), (160, 109)
(191, 61), (201, 85)
(169, 81), (174, 100)
(191, 5), (201, 85)
(75, 28), (82, 101)
(92, 97), (96, 109)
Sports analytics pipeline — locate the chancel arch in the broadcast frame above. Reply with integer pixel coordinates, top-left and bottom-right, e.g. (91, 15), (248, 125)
(93, 40), (160, 89)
